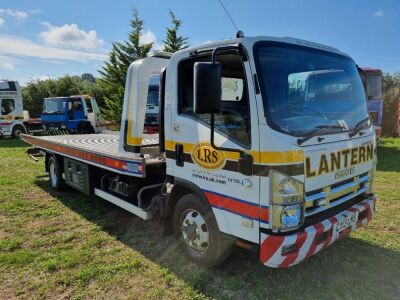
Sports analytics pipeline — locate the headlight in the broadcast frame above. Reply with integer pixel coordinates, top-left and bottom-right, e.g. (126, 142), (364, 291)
(269, 170), (305, 231)
(61, 123), (66, 129)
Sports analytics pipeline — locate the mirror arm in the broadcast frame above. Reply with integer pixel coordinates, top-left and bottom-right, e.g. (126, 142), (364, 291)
(209, 45), (247, 157)
(210, 112), (243, 156)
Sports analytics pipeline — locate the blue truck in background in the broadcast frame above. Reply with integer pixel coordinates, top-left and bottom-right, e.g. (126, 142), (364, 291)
(41, 95), (113, 134)
(360, 68), (383, 139)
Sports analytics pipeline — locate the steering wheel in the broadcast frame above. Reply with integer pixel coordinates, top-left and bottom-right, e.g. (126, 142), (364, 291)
(218, 108), (248, 136)
(286, 106), (328, 120)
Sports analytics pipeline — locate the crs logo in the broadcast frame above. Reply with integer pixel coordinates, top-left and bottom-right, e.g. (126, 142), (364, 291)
(191, 142), (226, 170)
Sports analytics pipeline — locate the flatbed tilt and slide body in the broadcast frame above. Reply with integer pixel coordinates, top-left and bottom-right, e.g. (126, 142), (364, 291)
(22, 133), (163, 220)
(22, 35), (377, 269)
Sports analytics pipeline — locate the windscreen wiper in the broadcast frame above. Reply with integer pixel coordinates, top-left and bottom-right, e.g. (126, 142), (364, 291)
(349, 116), (371, 138)
(297, 124), (345, 145)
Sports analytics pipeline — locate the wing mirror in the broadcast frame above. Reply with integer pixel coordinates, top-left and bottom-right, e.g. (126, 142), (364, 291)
(193, 62), (221, 114)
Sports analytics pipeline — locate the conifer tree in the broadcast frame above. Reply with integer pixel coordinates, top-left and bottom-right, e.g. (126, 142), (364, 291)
(99, 9), (153, 124)
(163, 10), (188, 53)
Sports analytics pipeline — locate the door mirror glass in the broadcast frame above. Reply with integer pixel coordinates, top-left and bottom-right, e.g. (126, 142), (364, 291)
(193, 62), (221, 114)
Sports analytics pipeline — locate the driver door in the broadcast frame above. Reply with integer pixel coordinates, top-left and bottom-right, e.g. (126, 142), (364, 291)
(167, 50), (261, 243)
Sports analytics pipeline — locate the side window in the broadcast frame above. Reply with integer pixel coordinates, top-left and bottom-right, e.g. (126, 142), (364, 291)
(1, 99), (15, 115)
(85, 99), (93, 113)
(69, 99), (83, 112)
(178, 53), (251, 146)
(147, 74), (160, 107)
(75, 100), (83, 112)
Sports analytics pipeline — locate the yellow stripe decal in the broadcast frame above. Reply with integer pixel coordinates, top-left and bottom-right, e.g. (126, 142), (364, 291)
(165, 140), (303, 164)
(125, 70), (142, 147)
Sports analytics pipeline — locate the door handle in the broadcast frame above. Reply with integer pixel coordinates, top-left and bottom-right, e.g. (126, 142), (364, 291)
(175, 143), (184, 167)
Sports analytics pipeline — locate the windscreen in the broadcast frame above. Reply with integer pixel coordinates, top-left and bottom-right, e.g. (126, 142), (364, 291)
(147, 75), (160, 106)
(255, 43), (368, 136)
(366, 75), (382, 100)
(43, 98), (67, 114)
(147, 87), (159, 106)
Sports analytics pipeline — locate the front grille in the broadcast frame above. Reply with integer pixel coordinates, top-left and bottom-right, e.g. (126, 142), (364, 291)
(305, 172), (369, 216)
(145, 115), (159, 124)
(369, 112), (378, 125)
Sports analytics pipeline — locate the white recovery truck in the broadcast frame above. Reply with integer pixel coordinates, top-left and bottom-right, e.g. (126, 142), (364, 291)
(0, 80), (43, 138)
(22, 36), (377, 268)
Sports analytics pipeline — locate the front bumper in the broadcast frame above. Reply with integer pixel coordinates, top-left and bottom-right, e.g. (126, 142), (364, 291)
(0, 125), (11, 137)
(260, 195), (376, 268)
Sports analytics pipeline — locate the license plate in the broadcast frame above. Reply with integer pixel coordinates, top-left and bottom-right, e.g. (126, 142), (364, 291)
(333, 212), (358, 236)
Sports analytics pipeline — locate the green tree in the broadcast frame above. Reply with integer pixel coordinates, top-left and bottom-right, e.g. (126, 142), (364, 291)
(382, 72), (400, 137)
(99, 8), (153, 124)
(81, 73), (96, 83)
(163, 10), (188, 53)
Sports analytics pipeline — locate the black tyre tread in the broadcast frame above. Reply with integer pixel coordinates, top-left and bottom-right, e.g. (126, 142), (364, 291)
(11, 125), (26, 138)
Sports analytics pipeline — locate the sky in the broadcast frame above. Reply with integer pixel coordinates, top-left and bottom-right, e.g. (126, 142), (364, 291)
(0, 0), (399, 85)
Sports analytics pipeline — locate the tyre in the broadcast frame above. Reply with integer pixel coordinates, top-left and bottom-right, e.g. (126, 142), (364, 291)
(48, 156), (64, 190)
(77, 123), (94, 134)
(172, 193), (233, 267)
(11, 125), (26, 138)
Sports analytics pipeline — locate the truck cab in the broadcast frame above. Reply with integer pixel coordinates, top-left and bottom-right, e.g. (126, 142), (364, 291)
(359, 68), (383, 138)
(0, 80), (26, 138)
(41, 95), (104, 134)
(119, 36), (376, 267)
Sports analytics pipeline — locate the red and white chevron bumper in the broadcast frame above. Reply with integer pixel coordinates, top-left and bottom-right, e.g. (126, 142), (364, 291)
(260, 196), (376, 268)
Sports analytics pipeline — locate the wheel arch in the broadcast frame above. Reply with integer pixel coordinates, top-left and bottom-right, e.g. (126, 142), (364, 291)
(11, 122), (27, 136)
(166, 177), (232, 236)
(167, 178), (208, 217)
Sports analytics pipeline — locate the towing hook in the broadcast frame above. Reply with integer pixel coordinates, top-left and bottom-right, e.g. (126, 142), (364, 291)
(26, 147), (43, 162)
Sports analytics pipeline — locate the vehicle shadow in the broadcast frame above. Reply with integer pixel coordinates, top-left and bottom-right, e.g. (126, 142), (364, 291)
(35, 179), (400, 299)
(377, 142), (400, 172)
(0, 138), (30, 148)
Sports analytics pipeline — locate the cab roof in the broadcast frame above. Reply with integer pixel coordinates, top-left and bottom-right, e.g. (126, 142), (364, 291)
(44, 95), (92, 100)
(173, 35), (349, 58)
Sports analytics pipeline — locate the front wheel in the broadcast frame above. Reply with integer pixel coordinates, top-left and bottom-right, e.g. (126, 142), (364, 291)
(172, 193), (233, 267)
(11, 125), (26, 138)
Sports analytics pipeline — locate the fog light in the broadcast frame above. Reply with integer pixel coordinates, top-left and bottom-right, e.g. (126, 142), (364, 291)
(61, 123), (67, 129)
(282, 243), (297, 255)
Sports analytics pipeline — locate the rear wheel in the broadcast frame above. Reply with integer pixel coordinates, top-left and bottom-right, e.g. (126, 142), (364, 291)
(11, 125), (26, 138)
(48, 156), (64, 190)
(172, 193), (233, 267)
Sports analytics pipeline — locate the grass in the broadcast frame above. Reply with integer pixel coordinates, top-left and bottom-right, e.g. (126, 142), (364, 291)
(0, 137), (399, 299)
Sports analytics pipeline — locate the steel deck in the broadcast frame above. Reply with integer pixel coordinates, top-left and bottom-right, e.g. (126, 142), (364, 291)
(21, 133), (162, 177)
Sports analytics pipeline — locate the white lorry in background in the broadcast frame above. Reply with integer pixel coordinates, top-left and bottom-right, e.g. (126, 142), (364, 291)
(22, 35), (377, 268)
(0, 80), (43, 138)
